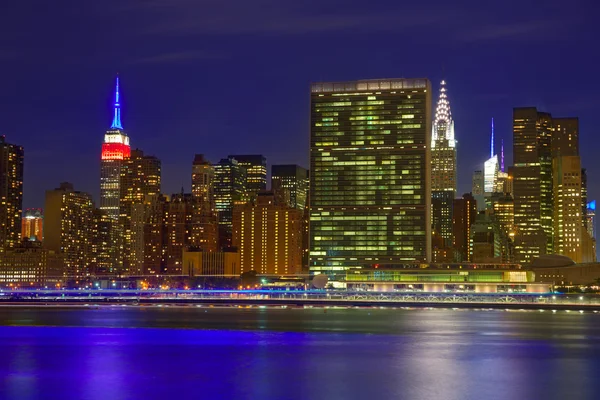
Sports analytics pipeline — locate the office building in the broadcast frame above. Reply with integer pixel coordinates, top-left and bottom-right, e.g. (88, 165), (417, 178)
(232, 191), (303, 275)
(0, 136), (24, 251)
(0, 240), (63, 287)
(119, 149), (161, 274)
(587, 201), (596, 240)
(21, 208), (43, 242)
(453, 193), (477, 261)
(271, 164), (309, 210)
(214, 157), (247, 248)
(90, 209), (112, 275)
(100, 76), (131, 270)
(430, 80), (457, 246)
(472, 170), (485, 211)
(228, 154), (266, 199)
(309, 78), (432, 277)
(165, 192), (195, 274)
(513, 108), (553, 263)
(182, 248), (240, 277)
(44, 183), (94, 278)
(191, 155), (218, 252)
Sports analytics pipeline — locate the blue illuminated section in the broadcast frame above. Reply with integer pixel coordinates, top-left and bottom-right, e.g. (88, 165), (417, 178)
(110, 75), (123, 130)
(490, 117), (494, 158)
(588, 200), (596, 211)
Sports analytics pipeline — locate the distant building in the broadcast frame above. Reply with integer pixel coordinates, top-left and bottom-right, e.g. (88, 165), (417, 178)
(44, 183), (94, 278)
(271, 164), (308, 210)
(587, 201), (596, 240)
(309, 78), (432, 277)
(233, 191), (303, 275)
(191, 155), (218, 253)
(214, 157), (247, 249)
(453, 193), (477, 262)
(0, 135), (24, 251)
(430, 81), (457, 247)
(119, 149), (161, 274)
(228, 154), (266, 199)
(21, 208), (43, 242)
(472, 170), (485, 212)
(182, 248), (240, 277)
(0, 240), (63, 287)
(90, 209), (112, 275)
(165, 192), (195, 274)
(100, 76), (131, 270)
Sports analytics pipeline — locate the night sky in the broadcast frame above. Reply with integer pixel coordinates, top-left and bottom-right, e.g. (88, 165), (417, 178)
(1, 0), (598, 210)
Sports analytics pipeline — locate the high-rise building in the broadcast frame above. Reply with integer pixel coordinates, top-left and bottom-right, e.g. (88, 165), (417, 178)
(141, 194), (168, 275)
(484, 119), (499, 197)
(119, 149), (161, 274)
(191, 155), (218, 252)
(453, 193), (477, 262)
(430, 80), (457, 246)
(228, 155), (266, 199)
(165, 192), (195, 274)
(309, 78), (432, 277)
(582, 168), (588, 229)
(0, 136), (24, 251)
(90, 209), (112, 275)
(472, 170), (485, 211)
(21, 208), (43, 242)
(271, 165), (308, 210)
(232, 191), (303, 275)
(214, 157), (247, 249)
(100, 76), (131, 270)
(44, 183), (94, 278)
(513, 107), (553, 263)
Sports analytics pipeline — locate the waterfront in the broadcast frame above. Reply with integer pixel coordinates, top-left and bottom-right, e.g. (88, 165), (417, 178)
(1, 307), (600, 400)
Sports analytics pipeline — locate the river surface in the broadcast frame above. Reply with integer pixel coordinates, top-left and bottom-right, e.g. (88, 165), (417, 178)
(1, 306), (599, 400)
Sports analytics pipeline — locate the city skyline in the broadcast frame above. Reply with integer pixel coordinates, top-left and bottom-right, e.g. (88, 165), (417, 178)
(1, 1), (596, 211)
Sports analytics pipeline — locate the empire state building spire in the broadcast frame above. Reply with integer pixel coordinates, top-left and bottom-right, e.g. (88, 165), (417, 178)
(111, 75), (123, 130)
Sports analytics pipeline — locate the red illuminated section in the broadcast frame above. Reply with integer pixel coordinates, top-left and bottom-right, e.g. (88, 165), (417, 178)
(102, 143), (131, 160)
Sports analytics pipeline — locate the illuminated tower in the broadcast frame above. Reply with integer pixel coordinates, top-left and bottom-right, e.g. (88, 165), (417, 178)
(100, 76), (130, 272)
(484, 118), (499, 196)
(430, 80), (457, 246)
(228, 155), (267, 201)
(310, 78), (432, 277)
(21, 208), (43, 242)
(0, 136), (24, 251)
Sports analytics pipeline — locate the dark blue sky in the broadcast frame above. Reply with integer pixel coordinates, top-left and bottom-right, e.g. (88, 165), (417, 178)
(1, 0), (597, 210)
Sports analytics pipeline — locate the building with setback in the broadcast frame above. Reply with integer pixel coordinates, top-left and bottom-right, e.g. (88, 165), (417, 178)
(430, 80), (457, 247)
(309, 78), (432, 278)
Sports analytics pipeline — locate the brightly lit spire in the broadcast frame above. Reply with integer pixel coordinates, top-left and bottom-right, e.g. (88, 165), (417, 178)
(432, 80), (455, 148)
(490, 117), (495, 158)
(501, 139), (505, 172)
(111, 75), (123, 130)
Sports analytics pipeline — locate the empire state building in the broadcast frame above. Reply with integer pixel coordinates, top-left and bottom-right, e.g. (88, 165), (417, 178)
(431, 80), (457, 248)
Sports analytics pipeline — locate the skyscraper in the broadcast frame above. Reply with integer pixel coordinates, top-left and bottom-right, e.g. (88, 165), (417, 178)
(472, 170), (485, 211)
(484, 119), (499, 197)
(44, 183), (94, 278)
(21, 208), (43, 242)
(228, 155), (266, 199)
(309, 78), (431, 277)
(0, 136), (24, 251)
(453, 193), (477, 262)
(430, 80), (457, 246)
(100, 76), (130, 270)
(271, 164), (308, 210)
(191, 155), (218, 252)
(214, 157), (247, 249)
(165, 192), (195, 274)
(119, 149), (161, 274)
(513, 107), (553, 263)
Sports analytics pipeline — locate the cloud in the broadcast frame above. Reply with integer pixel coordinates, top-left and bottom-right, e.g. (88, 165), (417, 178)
(456, 19), (566, 42)
(127, 50), (224, 65)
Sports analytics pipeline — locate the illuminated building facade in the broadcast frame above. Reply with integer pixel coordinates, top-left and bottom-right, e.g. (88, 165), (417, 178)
(21, 208), (43, 242)
(309, 78), (432, 277)
(587, 201), (596, 240)
(271, 164), (309, 210)
(141, 194), (168, 275)
(44, 183), (94, 278)
(214, 157), (247, 249)
(430, 80), (456, 246)
(182, 248), (240, 277)
(228, 154), (266, 200)
(453, 193), (477, 261)
(100, 76), (131, 270)
(0, 136), (24, 251)
(0, 240), (62, 287)
(90, 209), (112, 275)
(119, 149), (161, 274)
(165, 192), (195, 274)
(232, 192), (303, 275)
(513, 108), (553, 263)
(191, 155), (218, 252)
